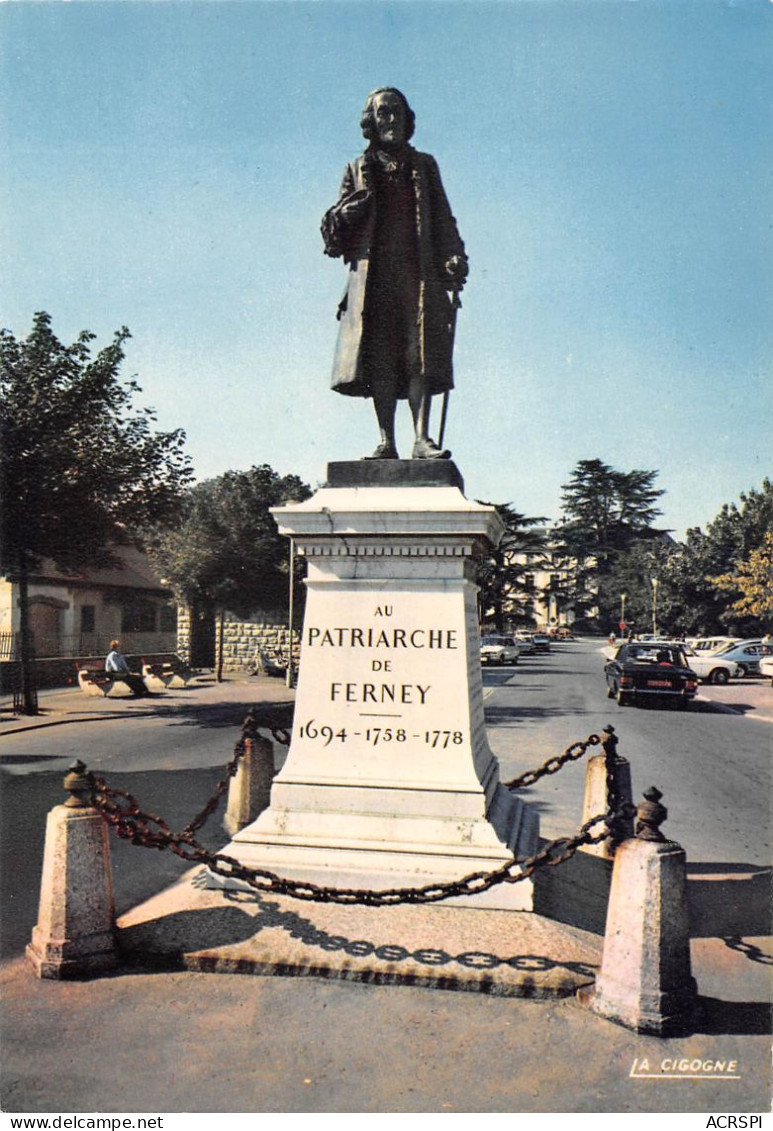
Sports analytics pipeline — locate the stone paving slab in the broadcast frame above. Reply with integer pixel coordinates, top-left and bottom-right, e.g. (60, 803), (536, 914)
(117, 866), (602, 998)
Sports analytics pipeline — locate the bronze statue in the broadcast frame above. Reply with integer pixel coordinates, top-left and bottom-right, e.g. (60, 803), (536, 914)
(322, 88), (468, 460)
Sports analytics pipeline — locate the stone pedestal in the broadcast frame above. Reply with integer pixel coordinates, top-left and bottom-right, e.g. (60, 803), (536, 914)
(579, 836), (697, 1034)
(27, 802), (117, 979)
(209, 463), (538, 910)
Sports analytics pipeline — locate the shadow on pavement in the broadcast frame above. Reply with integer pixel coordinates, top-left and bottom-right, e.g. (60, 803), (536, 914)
(117, 889), (599, 989)
(694, 996), (772, 1036)
(133, 698), (294, 731)
(486, 704), (594, 726)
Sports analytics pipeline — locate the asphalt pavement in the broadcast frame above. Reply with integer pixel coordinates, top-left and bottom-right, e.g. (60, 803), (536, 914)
(1, 650), (771, 1114)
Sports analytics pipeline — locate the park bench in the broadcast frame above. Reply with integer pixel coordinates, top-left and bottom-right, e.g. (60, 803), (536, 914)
(141, 658), (194, 692)
(76, 662), (143, 699)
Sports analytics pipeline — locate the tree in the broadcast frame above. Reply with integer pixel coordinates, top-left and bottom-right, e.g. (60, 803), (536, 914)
(665, 479), (773, 634)
(709, 531), (773, 626)
(146, 466), (312, 680)
(553, 459), (665, 626)
(475, 503), (547, 632)
(1, 312), (193, 713)
(603, 537), (681, 636)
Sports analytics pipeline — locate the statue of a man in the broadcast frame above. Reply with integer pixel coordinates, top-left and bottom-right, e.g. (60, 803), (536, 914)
(321, 88), (468, 460)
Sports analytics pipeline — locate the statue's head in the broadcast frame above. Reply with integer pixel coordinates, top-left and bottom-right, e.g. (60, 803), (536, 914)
(360, 87), (416, 145)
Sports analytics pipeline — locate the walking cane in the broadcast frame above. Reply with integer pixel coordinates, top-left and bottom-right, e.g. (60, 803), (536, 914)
(438, 290), (463, 450)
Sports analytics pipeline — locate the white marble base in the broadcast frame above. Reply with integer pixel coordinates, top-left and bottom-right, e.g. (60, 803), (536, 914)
(210, 480), (539, 911)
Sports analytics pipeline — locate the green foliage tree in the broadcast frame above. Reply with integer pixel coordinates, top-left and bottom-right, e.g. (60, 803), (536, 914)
(665, 479), (773, 635)
(146, 466), (311, 679)
(553, 459), (665, 627)
(603, 538), (680, 636)
(475, 503), (548, 632)
(0, 312), (193, 713)
(709, 531), (773, 625)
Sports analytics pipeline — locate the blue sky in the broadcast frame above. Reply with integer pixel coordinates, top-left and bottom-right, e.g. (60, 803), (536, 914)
(2, 0), (771, 537)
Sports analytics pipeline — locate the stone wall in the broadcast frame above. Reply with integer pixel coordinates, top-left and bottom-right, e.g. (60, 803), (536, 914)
(176, 606), (191, 663)
(218, 618), (301, 671)
(176, 606), (301, 670)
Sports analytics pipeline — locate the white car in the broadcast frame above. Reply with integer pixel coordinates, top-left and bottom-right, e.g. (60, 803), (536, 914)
(680, 647), (741, 685)
(711, 639), (772, 677)
(687, 635), (741, 653)
(760, 655), (773, 686)
(480, 635), (521, 665)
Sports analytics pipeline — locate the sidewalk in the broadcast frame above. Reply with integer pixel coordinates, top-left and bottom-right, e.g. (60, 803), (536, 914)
(0, 670), (296, 736)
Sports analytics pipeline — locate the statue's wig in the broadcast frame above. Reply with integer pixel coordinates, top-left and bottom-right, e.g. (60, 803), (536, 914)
(360, 87), (416, 142)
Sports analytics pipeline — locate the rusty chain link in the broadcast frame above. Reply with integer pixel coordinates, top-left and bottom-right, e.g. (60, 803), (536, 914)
(85, 717), (634, 908)
(90, 767), (632, 906)
(502, 732), (602, 790)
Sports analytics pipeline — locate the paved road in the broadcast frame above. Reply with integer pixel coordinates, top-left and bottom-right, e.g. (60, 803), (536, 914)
(482, 640), (772, 868)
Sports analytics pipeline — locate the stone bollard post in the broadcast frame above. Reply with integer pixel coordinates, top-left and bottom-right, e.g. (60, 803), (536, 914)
(578, 787), (698, 1035)
(224, 734), (275, 835)
(581, 725), (634, 857)
(26, 761), (118, 979)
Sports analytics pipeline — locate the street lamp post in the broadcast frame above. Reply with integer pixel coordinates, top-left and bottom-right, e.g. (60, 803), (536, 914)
(651, 577), (659, 636)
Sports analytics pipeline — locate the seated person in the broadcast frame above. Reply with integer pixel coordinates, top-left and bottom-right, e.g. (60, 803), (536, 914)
(105, 640), (148, 697)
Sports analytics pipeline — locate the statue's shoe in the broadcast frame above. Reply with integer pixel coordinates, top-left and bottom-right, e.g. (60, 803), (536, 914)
(412, 438), (451, 460)
(363, 442), (400, 460)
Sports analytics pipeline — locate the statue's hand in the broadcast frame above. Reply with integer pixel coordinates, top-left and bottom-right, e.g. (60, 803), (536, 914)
(445, 254), (469, 290)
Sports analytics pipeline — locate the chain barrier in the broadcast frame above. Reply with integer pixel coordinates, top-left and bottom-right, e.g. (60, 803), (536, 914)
(502, 732), (602, 791)
(90, 767), (632, 906)
(84, 715), (634, 909)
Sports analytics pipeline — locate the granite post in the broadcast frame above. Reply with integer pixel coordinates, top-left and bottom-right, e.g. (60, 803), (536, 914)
(580, 726), (634, 858)
(579, 787), (698, 1034)
(224, 734), (275, 835)
(26, 761), (117, 979)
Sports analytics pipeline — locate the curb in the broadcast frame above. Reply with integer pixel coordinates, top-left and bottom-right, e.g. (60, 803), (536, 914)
(0, 710), (160, 737)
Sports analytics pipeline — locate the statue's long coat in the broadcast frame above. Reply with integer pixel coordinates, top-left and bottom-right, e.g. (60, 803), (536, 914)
(321, 147), (466, 399)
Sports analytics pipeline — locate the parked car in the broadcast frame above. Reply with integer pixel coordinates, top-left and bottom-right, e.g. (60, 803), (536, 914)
(531, 633), (551, 653)
(515, 632), (536, 655)
(760, 654), (773, 686)
(480, 635), (521, 665)
(686, 636), (741, 653)
(711, 639), (772, 677)
(679, 646), (741, 685)
(604, 642), (699, 708)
